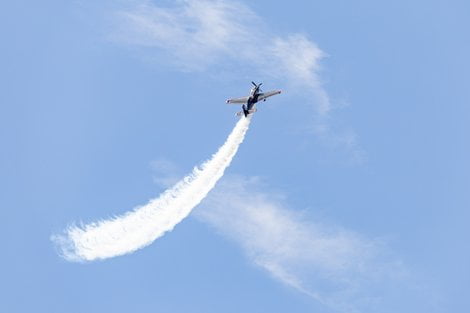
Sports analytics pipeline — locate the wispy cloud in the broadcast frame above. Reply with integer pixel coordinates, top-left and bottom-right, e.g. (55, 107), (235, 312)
(111, 0), (363, 160)
(112, 0), (330, 114)
(113, 0), (260, 70)
(194, 175), (406, 312)
(150, 157), (182, 187)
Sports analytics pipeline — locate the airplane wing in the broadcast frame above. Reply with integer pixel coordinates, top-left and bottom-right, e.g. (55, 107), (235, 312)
(226, 96), (249, 104)
(257, 90), (281, 101)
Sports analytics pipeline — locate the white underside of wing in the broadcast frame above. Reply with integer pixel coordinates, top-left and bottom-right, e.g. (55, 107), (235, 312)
(257, 90), (281, 101)
(226, 96), (249, 104)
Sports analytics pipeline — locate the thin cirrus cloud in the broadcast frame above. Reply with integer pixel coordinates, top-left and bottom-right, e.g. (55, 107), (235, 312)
(194, 175), (407, 312)
(111, 0), (331, 116)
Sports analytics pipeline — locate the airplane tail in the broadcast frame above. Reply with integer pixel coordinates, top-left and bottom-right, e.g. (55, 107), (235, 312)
(242, 105), (249, 117)
(236, 108), (257, 118)
(235, 110), (249, 118)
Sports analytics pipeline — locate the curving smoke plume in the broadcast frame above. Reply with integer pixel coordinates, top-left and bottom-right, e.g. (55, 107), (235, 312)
(52, 117), (251, 262)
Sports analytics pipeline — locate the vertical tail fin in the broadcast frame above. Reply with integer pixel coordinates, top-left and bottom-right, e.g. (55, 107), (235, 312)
(242, 104), (249, 117)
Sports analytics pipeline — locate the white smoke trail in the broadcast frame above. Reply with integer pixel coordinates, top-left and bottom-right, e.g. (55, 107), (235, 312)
(52, 117), (251, 262)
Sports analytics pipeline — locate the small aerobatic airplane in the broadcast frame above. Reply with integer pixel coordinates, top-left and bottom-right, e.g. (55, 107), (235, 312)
(226, 82), (281, 117)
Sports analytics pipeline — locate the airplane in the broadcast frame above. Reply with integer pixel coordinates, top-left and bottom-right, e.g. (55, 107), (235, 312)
(226, 82), (281, 117)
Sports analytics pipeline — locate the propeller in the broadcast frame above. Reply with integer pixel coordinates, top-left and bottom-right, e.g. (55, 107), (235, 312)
(251, 81), (263, 91)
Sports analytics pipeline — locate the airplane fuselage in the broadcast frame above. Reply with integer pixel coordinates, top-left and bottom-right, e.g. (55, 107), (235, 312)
(243, 88), (262, 114)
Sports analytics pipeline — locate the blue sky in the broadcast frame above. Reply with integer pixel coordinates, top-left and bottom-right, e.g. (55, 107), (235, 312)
(1, 0), (469, 312)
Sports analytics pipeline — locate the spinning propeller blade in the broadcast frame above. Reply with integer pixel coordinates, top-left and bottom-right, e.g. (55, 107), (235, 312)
(251, 81), (263, 89)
